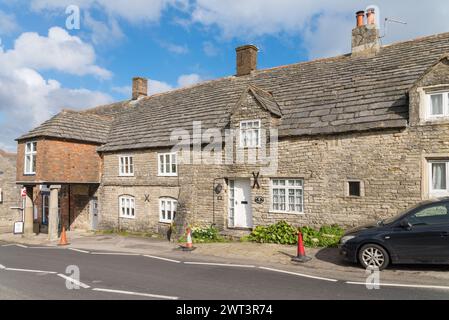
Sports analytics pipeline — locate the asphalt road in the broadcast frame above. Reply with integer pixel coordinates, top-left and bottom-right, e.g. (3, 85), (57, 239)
(1, 242), (449, 300)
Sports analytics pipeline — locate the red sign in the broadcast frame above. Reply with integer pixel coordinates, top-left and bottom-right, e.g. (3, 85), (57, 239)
(21, 188), (27, 198)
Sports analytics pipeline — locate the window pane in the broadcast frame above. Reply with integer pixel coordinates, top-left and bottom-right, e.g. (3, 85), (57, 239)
(172, 154), (177, 173)
(161, 201), (166, 220)
(159, 155), (164, 173)
(289, 189), (295, 211)
(33, 142), (37, 152)
(279, 189), (286, 211)
(431, 94), (444, 115)
(165, 155), (171, 173)
(349, 181), (361, 197)
(432, 163), (447, 190)
(32, 155), (36, 173)
(25, 155), (30, 173)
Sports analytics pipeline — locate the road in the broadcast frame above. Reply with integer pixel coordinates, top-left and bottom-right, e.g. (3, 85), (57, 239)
(1, 242), (449, 300)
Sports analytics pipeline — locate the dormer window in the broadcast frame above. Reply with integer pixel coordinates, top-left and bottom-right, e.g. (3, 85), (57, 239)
(24, 141), (37, 175)
(240, 120), (261, 148)
(427, 92), (449, 119)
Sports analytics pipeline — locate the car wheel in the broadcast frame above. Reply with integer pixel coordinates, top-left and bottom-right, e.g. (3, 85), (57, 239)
(358, 244), (390, 271)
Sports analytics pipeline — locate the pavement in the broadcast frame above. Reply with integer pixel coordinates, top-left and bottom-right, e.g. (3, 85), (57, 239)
(0, 231), (449, 299)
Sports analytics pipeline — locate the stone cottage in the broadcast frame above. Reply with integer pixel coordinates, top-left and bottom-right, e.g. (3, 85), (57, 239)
(15, 10), (449, 239)
(0, 150), (21, 233)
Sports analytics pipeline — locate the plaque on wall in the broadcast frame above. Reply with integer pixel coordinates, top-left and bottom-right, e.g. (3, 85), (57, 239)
(255, 196), (264, 204)
(13, 221), (24, 235)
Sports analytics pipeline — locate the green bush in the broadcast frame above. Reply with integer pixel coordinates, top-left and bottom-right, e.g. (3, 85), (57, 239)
(191, 226), (226, 243)
(248, 221), (298, 245)
(248, 221), (344, 248)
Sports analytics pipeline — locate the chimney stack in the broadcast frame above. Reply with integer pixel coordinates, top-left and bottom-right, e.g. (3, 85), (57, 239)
(236, 45), (258, 76)
(351, 9), (380, 57)
(132, 77), (148, 100)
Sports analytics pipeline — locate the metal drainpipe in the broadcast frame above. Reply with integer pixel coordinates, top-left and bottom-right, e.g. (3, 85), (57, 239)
(68, 185), (71, 231)
(212, 177), (225, 228)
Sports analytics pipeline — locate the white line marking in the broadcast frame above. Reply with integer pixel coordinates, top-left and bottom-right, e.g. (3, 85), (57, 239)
(346, 281), (449, 291)
(14, 244), (28, 248)
(69, 248), (90, 254)
(90, 252), (140, 256)
(259, 267), (338, 282)
(143, 255), (181, 264)
(5, 267), (57, 274)
(29, 247), (61, 249)
(184, 262), (256, 268)
(2, 244), (15, 247)
(92, 288), (178, 300)
(0, 264), (5, 269)
(57, 274), (90, 289)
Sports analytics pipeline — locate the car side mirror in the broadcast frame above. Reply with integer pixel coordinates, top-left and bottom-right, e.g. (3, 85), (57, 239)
(400, 219), (412, 230)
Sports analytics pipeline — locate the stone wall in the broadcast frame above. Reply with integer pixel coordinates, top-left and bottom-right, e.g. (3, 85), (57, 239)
(0, 151), (21, 233)
(96, 58), (449, 233)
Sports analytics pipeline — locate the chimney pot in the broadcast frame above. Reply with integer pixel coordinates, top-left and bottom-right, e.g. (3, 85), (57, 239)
(236, 45), (258, 76)
(366, 8), (376, 25)
(132, 77), (148, 100)
(356, 10), (365, 27)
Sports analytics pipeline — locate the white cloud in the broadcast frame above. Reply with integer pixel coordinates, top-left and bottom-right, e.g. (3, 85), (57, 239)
(0, 27), (113, 150)
(148, 79), (173, 95)
(1, 27), (111, 78)
(0, 10), (18, 35)
(31, 0), (189, 23)
(203, 41), (219, 57)
(84, 12), (124, 46)
(177, 73), (202, 87)
(190, 0), (449, 59)
(159, 41), (189, 54)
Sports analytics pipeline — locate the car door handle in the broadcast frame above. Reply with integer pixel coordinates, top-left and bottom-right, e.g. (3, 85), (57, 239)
(441, 232), (449, 238)
(241, 201), (248, 205)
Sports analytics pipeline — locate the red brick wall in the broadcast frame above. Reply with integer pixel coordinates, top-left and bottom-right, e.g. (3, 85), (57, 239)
(17, 139), (101, 183)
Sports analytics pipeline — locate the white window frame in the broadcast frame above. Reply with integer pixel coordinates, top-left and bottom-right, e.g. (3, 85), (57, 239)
(158, 152), (177, 177)
(159, 198), (178, 223)
(119, 196), (135, 219)
(426, 92), (449, 120)
(24, 141), (37, 175)
(429, 160), (449, 197)
(270, 179), (304, 215)
(119, 155), (134, 177)
(240, 120), (261, 148)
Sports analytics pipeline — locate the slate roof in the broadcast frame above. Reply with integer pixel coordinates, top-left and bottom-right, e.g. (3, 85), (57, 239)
(17, 109), (115, 144)
(18, 31), (449, 152)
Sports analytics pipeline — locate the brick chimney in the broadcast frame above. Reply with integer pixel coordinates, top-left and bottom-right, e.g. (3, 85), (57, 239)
(351, 9), (380, 56)
(132, 77), (148, 100)
(236, 45), (258, 76)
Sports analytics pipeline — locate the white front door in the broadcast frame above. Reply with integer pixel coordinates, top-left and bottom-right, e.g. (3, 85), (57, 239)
(229, 179), (253, 228)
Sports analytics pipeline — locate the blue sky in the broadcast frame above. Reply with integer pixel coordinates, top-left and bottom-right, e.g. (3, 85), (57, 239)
(0, 0), (449, 150)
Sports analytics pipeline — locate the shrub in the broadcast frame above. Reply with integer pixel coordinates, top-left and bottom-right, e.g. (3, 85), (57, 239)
(248, 221), (298, 245)
(191, 226), (226, 243)
(248, 221), (344, 248)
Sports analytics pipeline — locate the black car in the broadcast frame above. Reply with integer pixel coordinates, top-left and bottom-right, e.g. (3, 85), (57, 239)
(340, 198), (449, 270)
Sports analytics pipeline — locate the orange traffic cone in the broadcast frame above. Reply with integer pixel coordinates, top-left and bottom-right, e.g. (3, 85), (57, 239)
(58, 226), (69, 246)
(180, 228), (196, 251)
(185, 228), (193, 249)
(292, 229), (311, 263)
